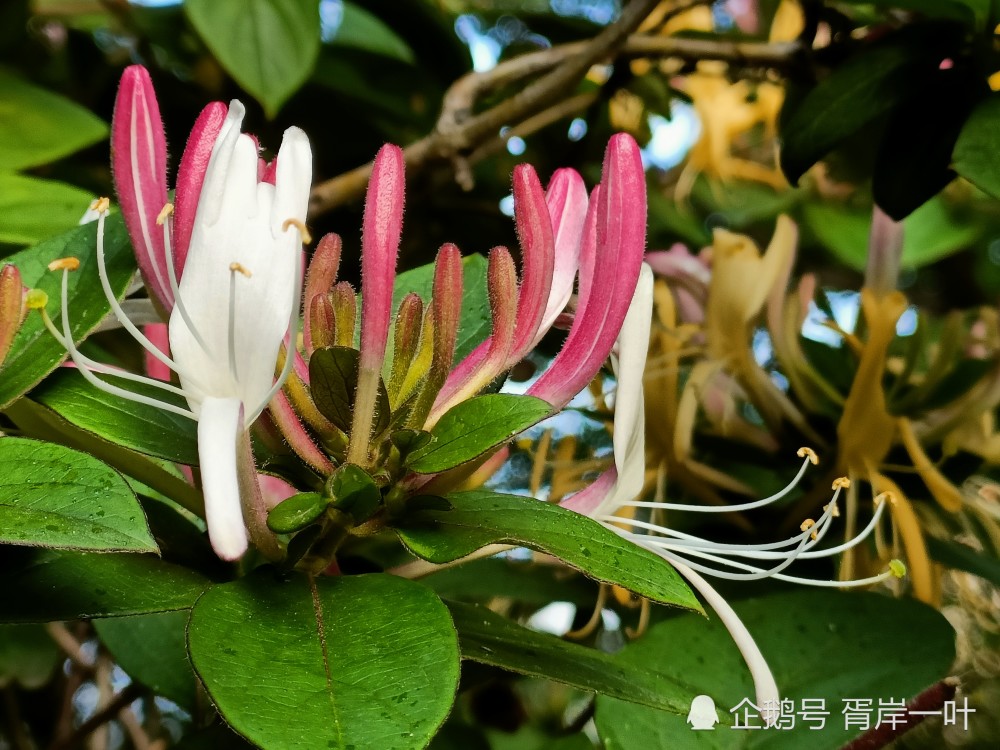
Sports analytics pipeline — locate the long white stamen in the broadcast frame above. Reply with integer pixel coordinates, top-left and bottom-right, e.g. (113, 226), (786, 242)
(604, 485), (845, 558)
(227, 263), (246, 383)
(653, 546), (897, 587)
(40, 308), (195, 400)
(56, 268), (196, 420)
(616, 454), (814, 513)
(130, 103), (170, 302)
(160, 205), (209, 353)
(246, 225), (304, 424)
(94, 206), (199, 385)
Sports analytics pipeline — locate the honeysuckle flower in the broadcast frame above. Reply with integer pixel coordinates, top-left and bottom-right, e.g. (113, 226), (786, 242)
(41, 91), (311, 561)
(562, 263), (903, 724)
(703, 215), (819, 440)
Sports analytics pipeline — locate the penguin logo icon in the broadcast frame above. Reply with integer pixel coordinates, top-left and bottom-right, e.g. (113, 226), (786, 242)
(687, 695), (719, 730)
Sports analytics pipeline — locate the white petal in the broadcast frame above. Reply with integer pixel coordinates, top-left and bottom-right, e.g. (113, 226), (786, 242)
(198, 396), (249, 560)
(611, 264), (653, 500)
(270, 126), (312, 237)
(196, 101), (246, 227)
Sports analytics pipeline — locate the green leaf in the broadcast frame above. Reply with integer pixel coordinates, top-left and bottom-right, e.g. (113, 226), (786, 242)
(0, 68), (108, 170)
(329, 2), (415, 63)
(392, 254), (491, 363)
(187, 572), (460, 750)
(407, 395), (551, 474)
(184, 0), (320, 118)
(447, 600), (696, 714)
(801, 195), (980, 271)
(926, 535), (1000, 587)
(0, 548), (209, 622)
(872, 68), (984, 219)
(328, 463), (381, 520)
(31, 368), (198, 465)
(4, 398), (205, 518)
(780, 26), (950, 184)
(837, 0), (978, 24)
(267, 492), (328, 534)
(309, 346), (391, 434)
(424, 557), (597, 607)
(0, 437), (156, 552)
(394, 490), (701, 611)
(0, 215), (135, 410)
(953, 94), (1000, 200)
(691, 178), (801, 229)
(0, 173), (97, 245)
(95, 611), (197, 710)
(594, 589), (956, 749)
(0, 624), (59, 689)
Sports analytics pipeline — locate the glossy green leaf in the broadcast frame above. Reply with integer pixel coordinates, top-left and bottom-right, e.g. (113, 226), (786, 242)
(780, 26), (948, 184)
(0, 68), (108, 170)
(0, 624), (59, 689)
(329, 2), (415, 63)
(0, 437), (156, 552)
(4, 397), (205, 518)
(926, 535), (1000, 587)
(328, 463), (380, 520)
(96, 611), (197, 710)
(425, 557), (598, 607)
(395, 491), (700, 611)
(801, 196), (979, 271)
(392, 254), (491, 363)
(267, 492), (328, 534)
(872, 67), (983, 220)
(309, 346), (391, 434)
(448, 601), (696, 713)
(184, 0), (320, 118)
(953, 94), (1000, 200)
(0, 173), (97, 245)
(0, 548), (209, 622)
(407, 395), (551, 474)
(594, 589), (956, 749)
(187, 572), (460, 750)
(31, 368), (198, 465)
(0, 215), (135, 410)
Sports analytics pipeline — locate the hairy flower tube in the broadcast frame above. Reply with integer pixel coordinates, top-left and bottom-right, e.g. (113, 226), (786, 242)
(40, 86), (311, 561)
(561, 264), (904, 724)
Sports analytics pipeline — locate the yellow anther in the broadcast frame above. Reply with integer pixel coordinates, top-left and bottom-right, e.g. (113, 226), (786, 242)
(156, 202), (175, 225)
(796, 446), (819, 465)
(823, 501), (841, 518)
(229, 262), (252, 278)
(90, 197), (111, 214)
(48, 257), (80, 272)
(832, 477), (851, 490)
(889, 559), (907, 579)
(25, 289), (48, 309)
(282, 217), (312, 245)
(874, 491), (896, 506)
(800, 518), (818, 540)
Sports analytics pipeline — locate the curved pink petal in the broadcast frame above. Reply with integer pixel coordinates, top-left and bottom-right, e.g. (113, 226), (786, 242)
(111, 65), (171, 309)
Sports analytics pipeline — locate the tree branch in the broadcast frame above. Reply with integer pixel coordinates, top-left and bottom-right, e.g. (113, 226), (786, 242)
(308, 3), (801, 217)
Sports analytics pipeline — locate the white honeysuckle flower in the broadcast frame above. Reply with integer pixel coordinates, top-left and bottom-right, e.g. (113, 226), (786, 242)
(562, 263), (903, 726)
(42, 100), (312, 562)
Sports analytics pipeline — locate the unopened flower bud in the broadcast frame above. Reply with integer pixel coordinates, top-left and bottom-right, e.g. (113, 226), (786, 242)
(0, 265), (27, 365)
